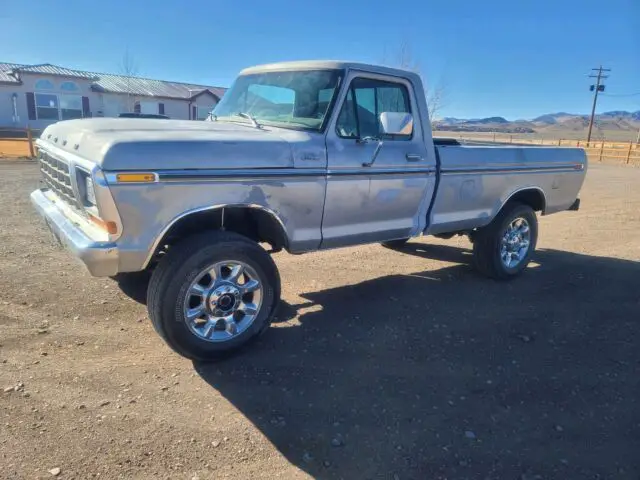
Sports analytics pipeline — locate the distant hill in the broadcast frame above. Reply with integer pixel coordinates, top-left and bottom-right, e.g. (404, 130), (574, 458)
(531, 112), (576, 124)
(434, 111), (640, 141)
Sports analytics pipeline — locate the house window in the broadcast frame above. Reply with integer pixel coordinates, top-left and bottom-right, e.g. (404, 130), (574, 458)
(35, 93), (59, 119)
(59, 95), (83, 120)
(60, 81), (79, 92)
(35, 79), (55, 90)
(34, 93), (83, 120)
(196, 105), (214, 120)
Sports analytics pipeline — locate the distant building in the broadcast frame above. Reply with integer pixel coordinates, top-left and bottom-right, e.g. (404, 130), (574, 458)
(0, 62), (226, 129)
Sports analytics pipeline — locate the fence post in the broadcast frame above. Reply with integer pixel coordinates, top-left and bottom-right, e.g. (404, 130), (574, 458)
(492, 132), (496, 142)
(599, 141), (604, 162)
(509, 135), (513, 143)
(27, 127), (35, 158)
(626, 141), (633, 164)
(577, 140), (580, 147)
(558, 139), (561, 146)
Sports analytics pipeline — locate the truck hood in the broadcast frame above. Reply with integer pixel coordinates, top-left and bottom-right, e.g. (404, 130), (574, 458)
(37, 118), (295, 170)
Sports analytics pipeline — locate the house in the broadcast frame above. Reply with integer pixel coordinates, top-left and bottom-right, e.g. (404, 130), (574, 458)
(0, 62), (226, 130)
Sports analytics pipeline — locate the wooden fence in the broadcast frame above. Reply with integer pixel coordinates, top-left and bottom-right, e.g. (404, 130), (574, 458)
(0, 128), (36, 158)
(434, 132), (640, 166)
(580, 141), (640, 165)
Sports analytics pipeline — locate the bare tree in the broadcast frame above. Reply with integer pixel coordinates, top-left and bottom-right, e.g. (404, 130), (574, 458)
(381, 40), (448, 122)
(119, 50), (139, 112)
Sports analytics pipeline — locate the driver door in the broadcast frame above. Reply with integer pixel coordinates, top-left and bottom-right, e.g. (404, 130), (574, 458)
(321, 72), (436, 248)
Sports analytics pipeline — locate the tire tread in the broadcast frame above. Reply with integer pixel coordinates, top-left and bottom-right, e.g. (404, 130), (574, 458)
(147, 231), (280, 361)
(472, 202), (538, 280)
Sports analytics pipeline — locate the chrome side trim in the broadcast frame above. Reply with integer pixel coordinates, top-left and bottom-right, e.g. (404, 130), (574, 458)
(441, 164), (584, 175)
(329, 167), (435, 177)
(141, 203), (289, 269)
(108, 164), (578, 182)
(155, 168), (324, 181)
(106, 167), (437, 182)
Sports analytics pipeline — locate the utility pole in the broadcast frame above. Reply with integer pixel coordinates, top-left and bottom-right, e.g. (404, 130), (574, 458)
(586, 66), (610, 144)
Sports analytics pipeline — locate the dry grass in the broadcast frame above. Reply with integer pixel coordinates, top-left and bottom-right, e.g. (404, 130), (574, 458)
(0, 139), (32, 158)
(435, 128), (640, 143)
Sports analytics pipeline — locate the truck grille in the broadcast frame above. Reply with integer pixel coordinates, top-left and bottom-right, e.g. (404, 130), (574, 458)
(39, 151), (76, 205)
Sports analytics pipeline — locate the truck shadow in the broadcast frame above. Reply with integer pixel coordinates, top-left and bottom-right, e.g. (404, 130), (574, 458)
(194, 245), (640, 479)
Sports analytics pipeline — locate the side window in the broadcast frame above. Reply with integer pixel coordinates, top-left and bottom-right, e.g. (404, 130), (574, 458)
(336, 88), (358, 138)
(336, 78), (411, 140)
(354, 87), (377, 138)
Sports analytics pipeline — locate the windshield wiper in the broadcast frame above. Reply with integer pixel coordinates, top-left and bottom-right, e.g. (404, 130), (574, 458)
(236, 112), (261, 129)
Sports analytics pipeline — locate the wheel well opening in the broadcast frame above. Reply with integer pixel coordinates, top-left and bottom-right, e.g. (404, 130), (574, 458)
(150, 207), (288, 265)
(508, 189), (546, 213)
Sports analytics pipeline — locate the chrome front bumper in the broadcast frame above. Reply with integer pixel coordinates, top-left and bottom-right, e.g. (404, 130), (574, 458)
(30, 188), (119, 277)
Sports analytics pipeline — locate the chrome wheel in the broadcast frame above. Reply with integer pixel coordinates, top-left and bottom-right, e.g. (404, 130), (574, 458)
(500, 217), (531, 268)
(183, 260), (263, 342)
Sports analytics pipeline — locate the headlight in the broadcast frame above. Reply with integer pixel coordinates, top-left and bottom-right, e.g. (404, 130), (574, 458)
(85, 176), (96, 206)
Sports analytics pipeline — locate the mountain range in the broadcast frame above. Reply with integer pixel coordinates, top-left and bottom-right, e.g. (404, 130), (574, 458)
(434, 111), (640, 140)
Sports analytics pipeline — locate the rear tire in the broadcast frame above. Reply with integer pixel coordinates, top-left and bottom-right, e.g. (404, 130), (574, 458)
(472, 202), (538, 280)
(147, 231), (280, 361)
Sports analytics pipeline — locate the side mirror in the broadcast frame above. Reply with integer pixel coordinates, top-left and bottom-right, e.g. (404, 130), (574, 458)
(379, 112), (413, 136)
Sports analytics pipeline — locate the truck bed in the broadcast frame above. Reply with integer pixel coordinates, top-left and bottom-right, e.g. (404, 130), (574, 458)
(427, 144), (587, 235)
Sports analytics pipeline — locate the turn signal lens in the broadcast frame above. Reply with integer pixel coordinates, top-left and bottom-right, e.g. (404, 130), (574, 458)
(88, 213), (118, 235)
(116, 173), (156, 183)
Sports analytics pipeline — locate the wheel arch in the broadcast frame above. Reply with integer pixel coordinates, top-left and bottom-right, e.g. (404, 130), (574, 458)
(143, 204), (289, 269)
(499, 186), (547, 216)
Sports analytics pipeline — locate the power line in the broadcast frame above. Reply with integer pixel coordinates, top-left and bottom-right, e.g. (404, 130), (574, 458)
(601, 92), (640, 97)
(587, 66), (611, 143)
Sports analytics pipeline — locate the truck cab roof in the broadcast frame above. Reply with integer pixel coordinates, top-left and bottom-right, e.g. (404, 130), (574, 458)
(240, 60), (421, 82)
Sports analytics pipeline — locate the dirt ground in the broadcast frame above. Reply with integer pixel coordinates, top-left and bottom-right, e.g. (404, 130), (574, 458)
(1, 160), (639, 480)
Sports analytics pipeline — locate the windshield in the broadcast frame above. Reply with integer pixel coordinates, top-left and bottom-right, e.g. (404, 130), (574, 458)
(212, 69), (343, 131)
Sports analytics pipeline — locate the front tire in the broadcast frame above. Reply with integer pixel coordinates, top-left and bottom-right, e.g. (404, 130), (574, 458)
(472, 202), (538, 280)
(147, 231), (280, 361)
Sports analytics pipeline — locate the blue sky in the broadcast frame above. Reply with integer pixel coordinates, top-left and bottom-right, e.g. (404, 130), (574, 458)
(1, 0), (638, 119)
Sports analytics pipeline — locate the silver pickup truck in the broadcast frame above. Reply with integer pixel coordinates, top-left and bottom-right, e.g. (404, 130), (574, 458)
(31, 61), (586, 361)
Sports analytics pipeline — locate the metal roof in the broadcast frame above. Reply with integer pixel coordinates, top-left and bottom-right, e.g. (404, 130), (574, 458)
(0, 62), (22, 84)
(0, 61), (225, 100)
(91, 73), (226, 100)
(10, 63), (99, 80)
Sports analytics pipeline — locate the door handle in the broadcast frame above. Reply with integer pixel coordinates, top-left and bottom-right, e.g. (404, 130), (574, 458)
(406, 154), (423, 162)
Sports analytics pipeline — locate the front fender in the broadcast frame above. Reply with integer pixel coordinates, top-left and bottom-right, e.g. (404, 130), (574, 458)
(107, 175), (326, 272)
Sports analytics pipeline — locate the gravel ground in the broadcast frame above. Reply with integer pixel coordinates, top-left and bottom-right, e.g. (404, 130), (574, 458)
(1, 160), (639, 480)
